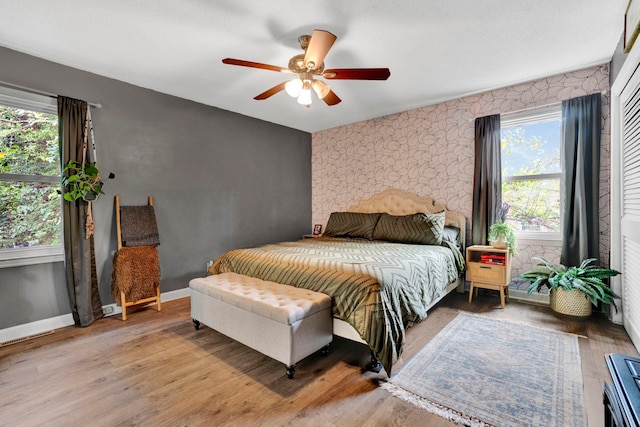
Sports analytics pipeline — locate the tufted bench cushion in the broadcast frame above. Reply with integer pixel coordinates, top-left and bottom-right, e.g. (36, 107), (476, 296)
(189, 272), (331, 325)
(189, 272), (333, 378)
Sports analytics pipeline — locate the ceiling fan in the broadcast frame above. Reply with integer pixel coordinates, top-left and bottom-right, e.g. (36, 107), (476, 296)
(222, 29), (390, 107)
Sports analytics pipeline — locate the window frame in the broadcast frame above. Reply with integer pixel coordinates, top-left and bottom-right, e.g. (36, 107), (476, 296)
(501, 104), (563, 242)
(0, 86), (63, 268)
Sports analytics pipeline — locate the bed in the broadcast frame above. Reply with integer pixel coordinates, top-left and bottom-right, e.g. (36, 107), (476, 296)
(208, 189), (466, 375)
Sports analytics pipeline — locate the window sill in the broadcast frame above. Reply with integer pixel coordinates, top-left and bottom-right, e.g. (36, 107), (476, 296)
(516, 236), (562, 247)
(0, 246), (64, 268)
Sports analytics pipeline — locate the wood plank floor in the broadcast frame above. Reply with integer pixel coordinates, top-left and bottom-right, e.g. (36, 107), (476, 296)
(1, 291), (637, 427)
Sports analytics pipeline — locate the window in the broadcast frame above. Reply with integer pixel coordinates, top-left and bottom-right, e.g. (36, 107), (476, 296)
(500, 104), (562, 240)
(0, 86), (62, 267)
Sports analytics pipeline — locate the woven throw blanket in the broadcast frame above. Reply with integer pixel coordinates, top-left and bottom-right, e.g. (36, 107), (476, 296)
(111, 246), (160, 305)
(120, 205), (160, 247)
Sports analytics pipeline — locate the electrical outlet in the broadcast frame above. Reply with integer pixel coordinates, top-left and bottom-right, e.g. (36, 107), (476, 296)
(103, 306), (114, 315)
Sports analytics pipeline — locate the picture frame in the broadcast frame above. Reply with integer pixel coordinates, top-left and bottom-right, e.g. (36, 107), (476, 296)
(625, 0), (640, 53)
(313, 224), (322, 235)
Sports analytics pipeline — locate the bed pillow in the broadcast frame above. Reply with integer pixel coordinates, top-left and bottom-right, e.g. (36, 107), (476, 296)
(442, 225), (461, 249)
(323, 212), (382, 240)
(372, 211), (445, 245)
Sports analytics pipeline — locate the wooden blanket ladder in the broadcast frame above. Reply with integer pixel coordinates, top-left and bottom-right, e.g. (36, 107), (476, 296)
(115, 195), (161, 320)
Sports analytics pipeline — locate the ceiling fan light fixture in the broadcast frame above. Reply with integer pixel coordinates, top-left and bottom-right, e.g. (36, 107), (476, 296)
(312, 80), (331, 99)
(297, 88), (312, 106)
(285, 78), (302, 97)
(297, 81), (312, 106)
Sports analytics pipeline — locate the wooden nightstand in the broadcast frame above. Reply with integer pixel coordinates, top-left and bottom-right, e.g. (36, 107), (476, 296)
(466, 245), (512, 308)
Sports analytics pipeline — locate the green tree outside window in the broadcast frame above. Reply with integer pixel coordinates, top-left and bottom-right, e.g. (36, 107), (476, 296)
(0, 105), (60, 249)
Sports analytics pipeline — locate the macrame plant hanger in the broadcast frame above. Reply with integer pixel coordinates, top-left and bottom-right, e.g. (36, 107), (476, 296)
(82, 108), (99, 239)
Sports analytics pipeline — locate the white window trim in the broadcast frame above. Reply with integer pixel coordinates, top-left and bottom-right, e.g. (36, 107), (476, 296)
(503, 172), (561, 182)
(501, 104), (561, 127)
(516, 232), (562, 243)
(0, 85), (62, 268)
(0, 85), (57, 114)
(501, 104), (563, 241)
(0, 245), (64, 268)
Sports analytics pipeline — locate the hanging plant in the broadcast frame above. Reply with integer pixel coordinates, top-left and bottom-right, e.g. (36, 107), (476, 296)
(59, 160), (104, 202)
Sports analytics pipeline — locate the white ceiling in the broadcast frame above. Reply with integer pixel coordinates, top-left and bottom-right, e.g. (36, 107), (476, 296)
(0, 0), (628, 133)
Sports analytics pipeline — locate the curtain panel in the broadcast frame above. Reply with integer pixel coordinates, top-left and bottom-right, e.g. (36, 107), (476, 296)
(561, 93), (601, 267)
(472, 114), (502, 245)
(58, 96), (103, 327)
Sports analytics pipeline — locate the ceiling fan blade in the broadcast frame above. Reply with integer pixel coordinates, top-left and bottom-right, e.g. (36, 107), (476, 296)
(303, 30), (337, 70)
(222, 58), (286, 73)
(322, 90), (342, 106)
(323, 68), (391, 80)
(254, 82), (287, 100)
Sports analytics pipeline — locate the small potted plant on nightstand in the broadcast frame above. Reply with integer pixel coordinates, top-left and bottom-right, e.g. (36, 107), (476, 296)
(488, 220), (517, 256)
(521, 257), (620, 318)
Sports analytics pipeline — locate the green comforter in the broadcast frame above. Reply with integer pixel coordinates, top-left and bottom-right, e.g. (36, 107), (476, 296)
(209, 237), (463, 374)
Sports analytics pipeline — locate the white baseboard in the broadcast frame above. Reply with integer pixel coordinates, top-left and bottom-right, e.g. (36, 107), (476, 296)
(0, 287), (191, 345)
(0, 313), (74, 345)
(101, 287), (190, 317)
(508, 289), (550, 305)
(624, 313), (640, 353)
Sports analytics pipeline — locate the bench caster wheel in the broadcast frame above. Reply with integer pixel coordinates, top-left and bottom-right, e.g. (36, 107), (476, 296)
(286, 365), (296, 379)
(192, 319), (200, 330)
(365, 351), (383, 373)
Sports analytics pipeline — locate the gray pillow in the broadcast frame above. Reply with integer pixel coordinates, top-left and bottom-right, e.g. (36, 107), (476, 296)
(323, 212), (382, 240)
(442, 225), (461, 249)
(372, 211), (445, 245)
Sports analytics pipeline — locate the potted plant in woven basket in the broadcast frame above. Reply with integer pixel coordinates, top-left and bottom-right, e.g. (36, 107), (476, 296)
(521, 257), (620, 318)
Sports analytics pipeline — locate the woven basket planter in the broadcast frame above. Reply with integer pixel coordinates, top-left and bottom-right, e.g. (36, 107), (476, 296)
(550, 288), (592, 318)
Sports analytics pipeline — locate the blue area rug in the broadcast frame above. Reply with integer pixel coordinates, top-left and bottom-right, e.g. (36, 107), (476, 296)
(381, 312), (586, 427)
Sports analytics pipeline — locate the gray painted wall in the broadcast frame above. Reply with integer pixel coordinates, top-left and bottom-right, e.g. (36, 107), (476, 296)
(0, 46), (312, 329)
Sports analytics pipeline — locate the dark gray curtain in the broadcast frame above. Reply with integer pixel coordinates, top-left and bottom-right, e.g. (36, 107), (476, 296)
(472, 114), (502, 245)
(58, 96), (103, 327)
(561, 93), (601, 267)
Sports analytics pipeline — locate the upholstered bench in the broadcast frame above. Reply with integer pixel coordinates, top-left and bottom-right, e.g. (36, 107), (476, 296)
(189, 272), (333, 378)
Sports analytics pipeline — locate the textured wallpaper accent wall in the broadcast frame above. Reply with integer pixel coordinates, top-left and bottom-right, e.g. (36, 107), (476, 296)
(312, 64), (611, 273)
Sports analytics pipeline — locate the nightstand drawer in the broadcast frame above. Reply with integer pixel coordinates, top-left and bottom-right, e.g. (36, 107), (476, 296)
(467, 262), (506, 283)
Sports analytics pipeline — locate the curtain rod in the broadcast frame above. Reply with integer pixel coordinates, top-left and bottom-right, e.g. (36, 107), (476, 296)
(0, 80), (102, 109)
(470, 90), (608, 122)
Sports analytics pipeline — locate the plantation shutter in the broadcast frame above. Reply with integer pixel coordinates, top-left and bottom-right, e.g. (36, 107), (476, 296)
(619, 61), (640, 350)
